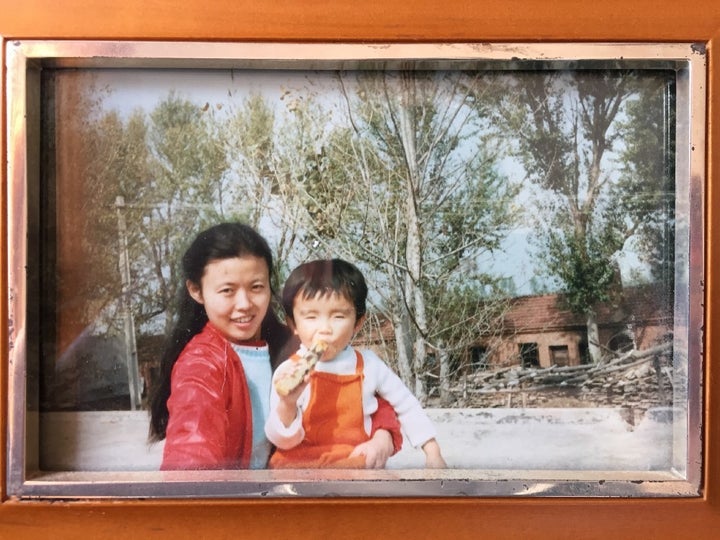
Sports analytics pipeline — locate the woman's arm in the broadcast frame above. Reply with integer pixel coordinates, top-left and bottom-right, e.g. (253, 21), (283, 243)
(348, 395), (402, 468)
(161, 353), (231, 470)
(370, 395), (403, 453)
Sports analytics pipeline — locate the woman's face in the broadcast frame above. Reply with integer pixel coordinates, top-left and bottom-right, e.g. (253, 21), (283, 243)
(187, 255), (271, 344)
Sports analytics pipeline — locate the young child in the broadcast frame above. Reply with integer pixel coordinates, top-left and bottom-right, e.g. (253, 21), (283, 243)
(149, 223), (402, 470)
(265, 258), (447, 469)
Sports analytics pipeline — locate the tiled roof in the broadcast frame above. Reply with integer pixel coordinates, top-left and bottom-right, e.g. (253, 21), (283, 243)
(501, 285), (672, 333)
(354, 285), (672, 344)
(502, 294), (583, 331)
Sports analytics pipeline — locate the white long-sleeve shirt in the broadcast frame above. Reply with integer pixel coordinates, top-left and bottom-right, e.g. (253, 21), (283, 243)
(265, 345), (437, 451)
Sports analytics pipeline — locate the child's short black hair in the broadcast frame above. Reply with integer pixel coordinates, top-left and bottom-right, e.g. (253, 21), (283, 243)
(282, 259), (367, 322)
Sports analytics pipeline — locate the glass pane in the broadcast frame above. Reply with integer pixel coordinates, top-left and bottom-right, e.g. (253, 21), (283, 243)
(6, 41), (704, 498)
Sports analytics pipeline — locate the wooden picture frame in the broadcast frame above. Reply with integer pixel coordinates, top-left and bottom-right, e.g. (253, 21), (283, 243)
(1, 1), (719, 538)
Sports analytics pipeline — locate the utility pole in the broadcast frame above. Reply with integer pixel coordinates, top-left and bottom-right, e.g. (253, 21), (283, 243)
(115, 196), (142, 410)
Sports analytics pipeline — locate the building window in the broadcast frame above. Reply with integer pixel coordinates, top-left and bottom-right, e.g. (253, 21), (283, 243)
(579, 340), (590, 364)
(608, 331), (634, 354)
(519, 342), (539, 367)
(550, 345), (570, 366)
(470, 346), (488, 371)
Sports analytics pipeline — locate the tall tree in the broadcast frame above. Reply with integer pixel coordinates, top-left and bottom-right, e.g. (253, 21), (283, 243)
(271, 70), (517, 402)
(497, 70), (674, 363)
(52, 74), (131, 354)
(124, 92), (229, 333)
(76, 107), (158, 331)
(616, 76), (676, 290)
(221, 92), (276, 227)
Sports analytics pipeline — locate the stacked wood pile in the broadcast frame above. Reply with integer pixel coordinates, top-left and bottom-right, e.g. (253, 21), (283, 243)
(439, 342), (676, 418)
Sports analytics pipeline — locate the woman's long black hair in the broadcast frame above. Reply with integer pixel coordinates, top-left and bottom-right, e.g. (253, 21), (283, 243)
(148, 222), (293, 441)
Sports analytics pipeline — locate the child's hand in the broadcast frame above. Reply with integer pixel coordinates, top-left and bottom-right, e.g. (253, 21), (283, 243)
(422, 438), (447, 469)
(283, 374), (309, 402)
(274, 361), (310, 398)
(274, 364), (310, 427)
(425, 453), (447, 469)
(349, 429), (394, 469)
(274, 341), (328, 398)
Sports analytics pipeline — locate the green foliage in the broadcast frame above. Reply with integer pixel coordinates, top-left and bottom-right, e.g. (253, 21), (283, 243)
(542, 226), (623, 315)
(334, 71), (518, 277)
(615, 75), (676, 286)
(311, 71), (518, 393)
(73, 68), (674, 361)
(221, 92), (277, 225)
(57, 72), (514, 402)
(79, 92), (233, 333)
(500, 70), (674, 319)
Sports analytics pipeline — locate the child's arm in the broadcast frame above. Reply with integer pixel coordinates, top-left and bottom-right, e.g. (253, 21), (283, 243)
(421, 438), (447, 469)
(366, 351), (448, 468)
(369, 396), (403, 455)
(264, 360), (309, 450)
(348, 428), (395, 469)
(275, 377), (308, 427)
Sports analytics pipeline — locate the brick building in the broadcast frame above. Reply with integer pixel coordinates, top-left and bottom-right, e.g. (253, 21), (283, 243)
(353, 284), (674, 374)
(473, 285), (673, 369)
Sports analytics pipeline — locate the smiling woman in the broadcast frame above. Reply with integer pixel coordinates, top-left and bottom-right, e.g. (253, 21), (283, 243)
(1, 2), (719, 537)
(149, 222), (278, 470)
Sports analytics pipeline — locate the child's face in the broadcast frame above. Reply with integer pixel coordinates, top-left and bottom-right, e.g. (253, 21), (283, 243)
(187, 255), (271, 344)
(290, 291), (364, 361)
